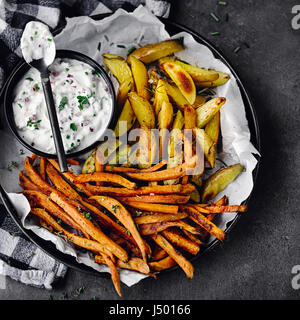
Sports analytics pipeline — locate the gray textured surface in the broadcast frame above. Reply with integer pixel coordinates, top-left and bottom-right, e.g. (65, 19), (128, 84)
(1, 0), (300, 300)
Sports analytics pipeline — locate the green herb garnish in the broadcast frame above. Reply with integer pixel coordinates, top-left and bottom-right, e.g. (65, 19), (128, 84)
(70, 123), (77, 131)
(127, 46), (136, 55)
(27, 119), (41, 129)
(25, 77), (33, 81)
(210, 12), (220, 22)
(7, 161), (19, 171)
(117, 44), (126, 48)
(77, 95), (90, 110)
(33, 83), (40, 91)
(58, 96), (68, 111)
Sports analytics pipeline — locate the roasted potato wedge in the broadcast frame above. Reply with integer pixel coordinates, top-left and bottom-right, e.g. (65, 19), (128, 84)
(82, 151), (95, 174)
(169, 110), (184, 158)
(128, 39), (184, 64)
(102, 54), (132, 84)
(193, 128), (215, 168)
(196, 97), (226, 128)
(114, 99), (136, 137)
(161, 79), (206, 110)
(158, 100), (173, 156)
(202, 164), (245, 202)
(205, 111), (220, 144)
(189, 186), (201, 203)
(128, 56), (150, 100)
(162, 62), (196, 105)
(197, 71), (230, 87)
(128, 92), (155, 128)
(154, 79), (169, 115)
(174, 60), (219, 84)
(116, 77), (134, 110)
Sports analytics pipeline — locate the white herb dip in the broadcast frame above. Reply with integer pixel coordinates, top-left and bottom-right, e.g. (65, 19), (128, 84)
(12, 58), (113, 154)
(20, 21), (56, 65)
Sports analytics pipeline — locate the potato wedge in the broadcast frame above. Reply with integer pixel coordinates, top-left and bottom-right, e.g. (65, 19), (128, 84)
(205, 111), (220, 144)
(82, 151), (95, 174)
(184, 105), (197, 129)
(169, 111), (184, 158)
(114, 99), (136, 137)
(128, 39), (184, 64)
(162, 62), (196, 105)
(161, 79), (206, 110)
(189, 186), (201, 203)
(128, 92), (155, 128)
(102, 54), (132, 83)
(196, 97), (226, 128)
(128, 56), (150, 100)
(174, 60), (219, 84)
(193, 128), (215, 168)
(116, 77), (134, 110)
(202, 164), (245, 202)
(154, 79), (169, 115)
(158, 100), (173, 156)
(197, 71), (230, 87)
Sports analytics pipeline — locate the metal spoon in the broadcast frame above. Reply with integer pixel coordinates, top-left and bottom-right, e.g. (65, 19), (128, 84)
(20, 22), (68, 172)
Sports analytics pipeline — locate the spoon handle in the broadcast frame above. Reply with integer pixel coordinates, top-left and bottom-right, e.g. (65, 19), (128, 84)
(41, 74), (68, 172)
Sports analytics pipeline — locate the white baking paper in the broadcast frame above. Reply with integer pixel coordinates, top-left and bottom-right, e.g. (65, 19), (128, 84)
(0, 5), (260, 286)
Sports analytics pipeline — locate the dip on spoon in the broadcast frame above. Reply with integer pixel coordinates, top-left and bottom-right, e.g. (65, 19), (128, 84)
(20, 21), (68, 172)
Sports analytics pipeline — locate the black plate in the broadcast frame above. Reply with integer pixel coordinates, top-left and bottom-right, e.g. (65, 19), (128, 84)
(3, 49), (117, 159)
(0, 14), (261, 279)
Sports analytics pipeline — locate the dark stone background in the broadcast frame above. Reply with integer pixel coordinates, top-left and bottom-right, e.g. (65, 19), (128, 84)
(1, 0), (300, 300)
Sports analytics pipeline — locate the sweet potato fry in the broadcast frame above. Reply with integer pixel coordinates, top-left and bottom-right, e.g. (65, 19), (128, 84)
(152, 246), (168, 261)
(23, 190), (82, 233)
(202, 205), (248, 213)
(162, 229), (200, 255)
(149, 255), (177, 272)
(89, 196), (147, 262)
(47, 159), (93, 197)
(183, 205), (226, 241)
(123, 201), (179, 214)
(182, 230), (205, 245)
(46, 162), (82, 201)
(102, 254), (122, 297)
(24, 157), (56, 194)
(31, 208), (114, 259)
(74, 172), (136, 189)
(66, 159), (80, 166)
(95, 255), (150, 275)
(85, 183), (194, 196)
(139, 220), (186, 235)
(134, 212), (188, 225)
(125, 157), (196, 182)
(39, 157), (46, 180)
(117, 194), (190, 204)
(151, 233), (194, 278)
(19, 171), (42, 193)
(50, 191), (128, 262)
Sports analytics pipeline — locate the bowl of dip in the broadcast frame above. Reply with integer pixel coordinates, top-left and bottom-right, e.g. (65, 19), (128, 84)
(4, 50), (116, 158)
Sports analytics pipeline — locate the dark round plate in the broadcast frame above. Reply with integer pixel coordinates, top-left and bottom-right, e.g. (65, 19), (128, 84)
(0, 14), (261, 279)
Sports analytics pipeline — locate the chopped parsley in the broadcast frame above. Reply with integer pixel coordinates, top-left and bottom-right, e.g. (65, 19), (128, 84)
(18, 103), (22, 108)
(26, 77), (33, 81)
(27, 119), (41, 129)
(70, 123), (77, 131)
(210, 12), (220, 22)
(97, 42), (101, 51)
(58, 96), (68, 111)
(77, 95), (90, 110)
(112, 204), (120, 213)
(117, 44), (126, 48)
(83, 212), (92, 220)
(47, 38), (52, 42)
(73, 286), (85, 297)
(33, 83), (40, 91)
(104, 35), (109, 42)
(7, 161), (19, 171)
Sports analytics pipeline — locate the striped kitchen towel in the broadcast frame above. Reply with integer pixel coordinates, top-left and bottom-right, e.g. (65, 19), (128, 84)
(0, 0), (170, 289)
